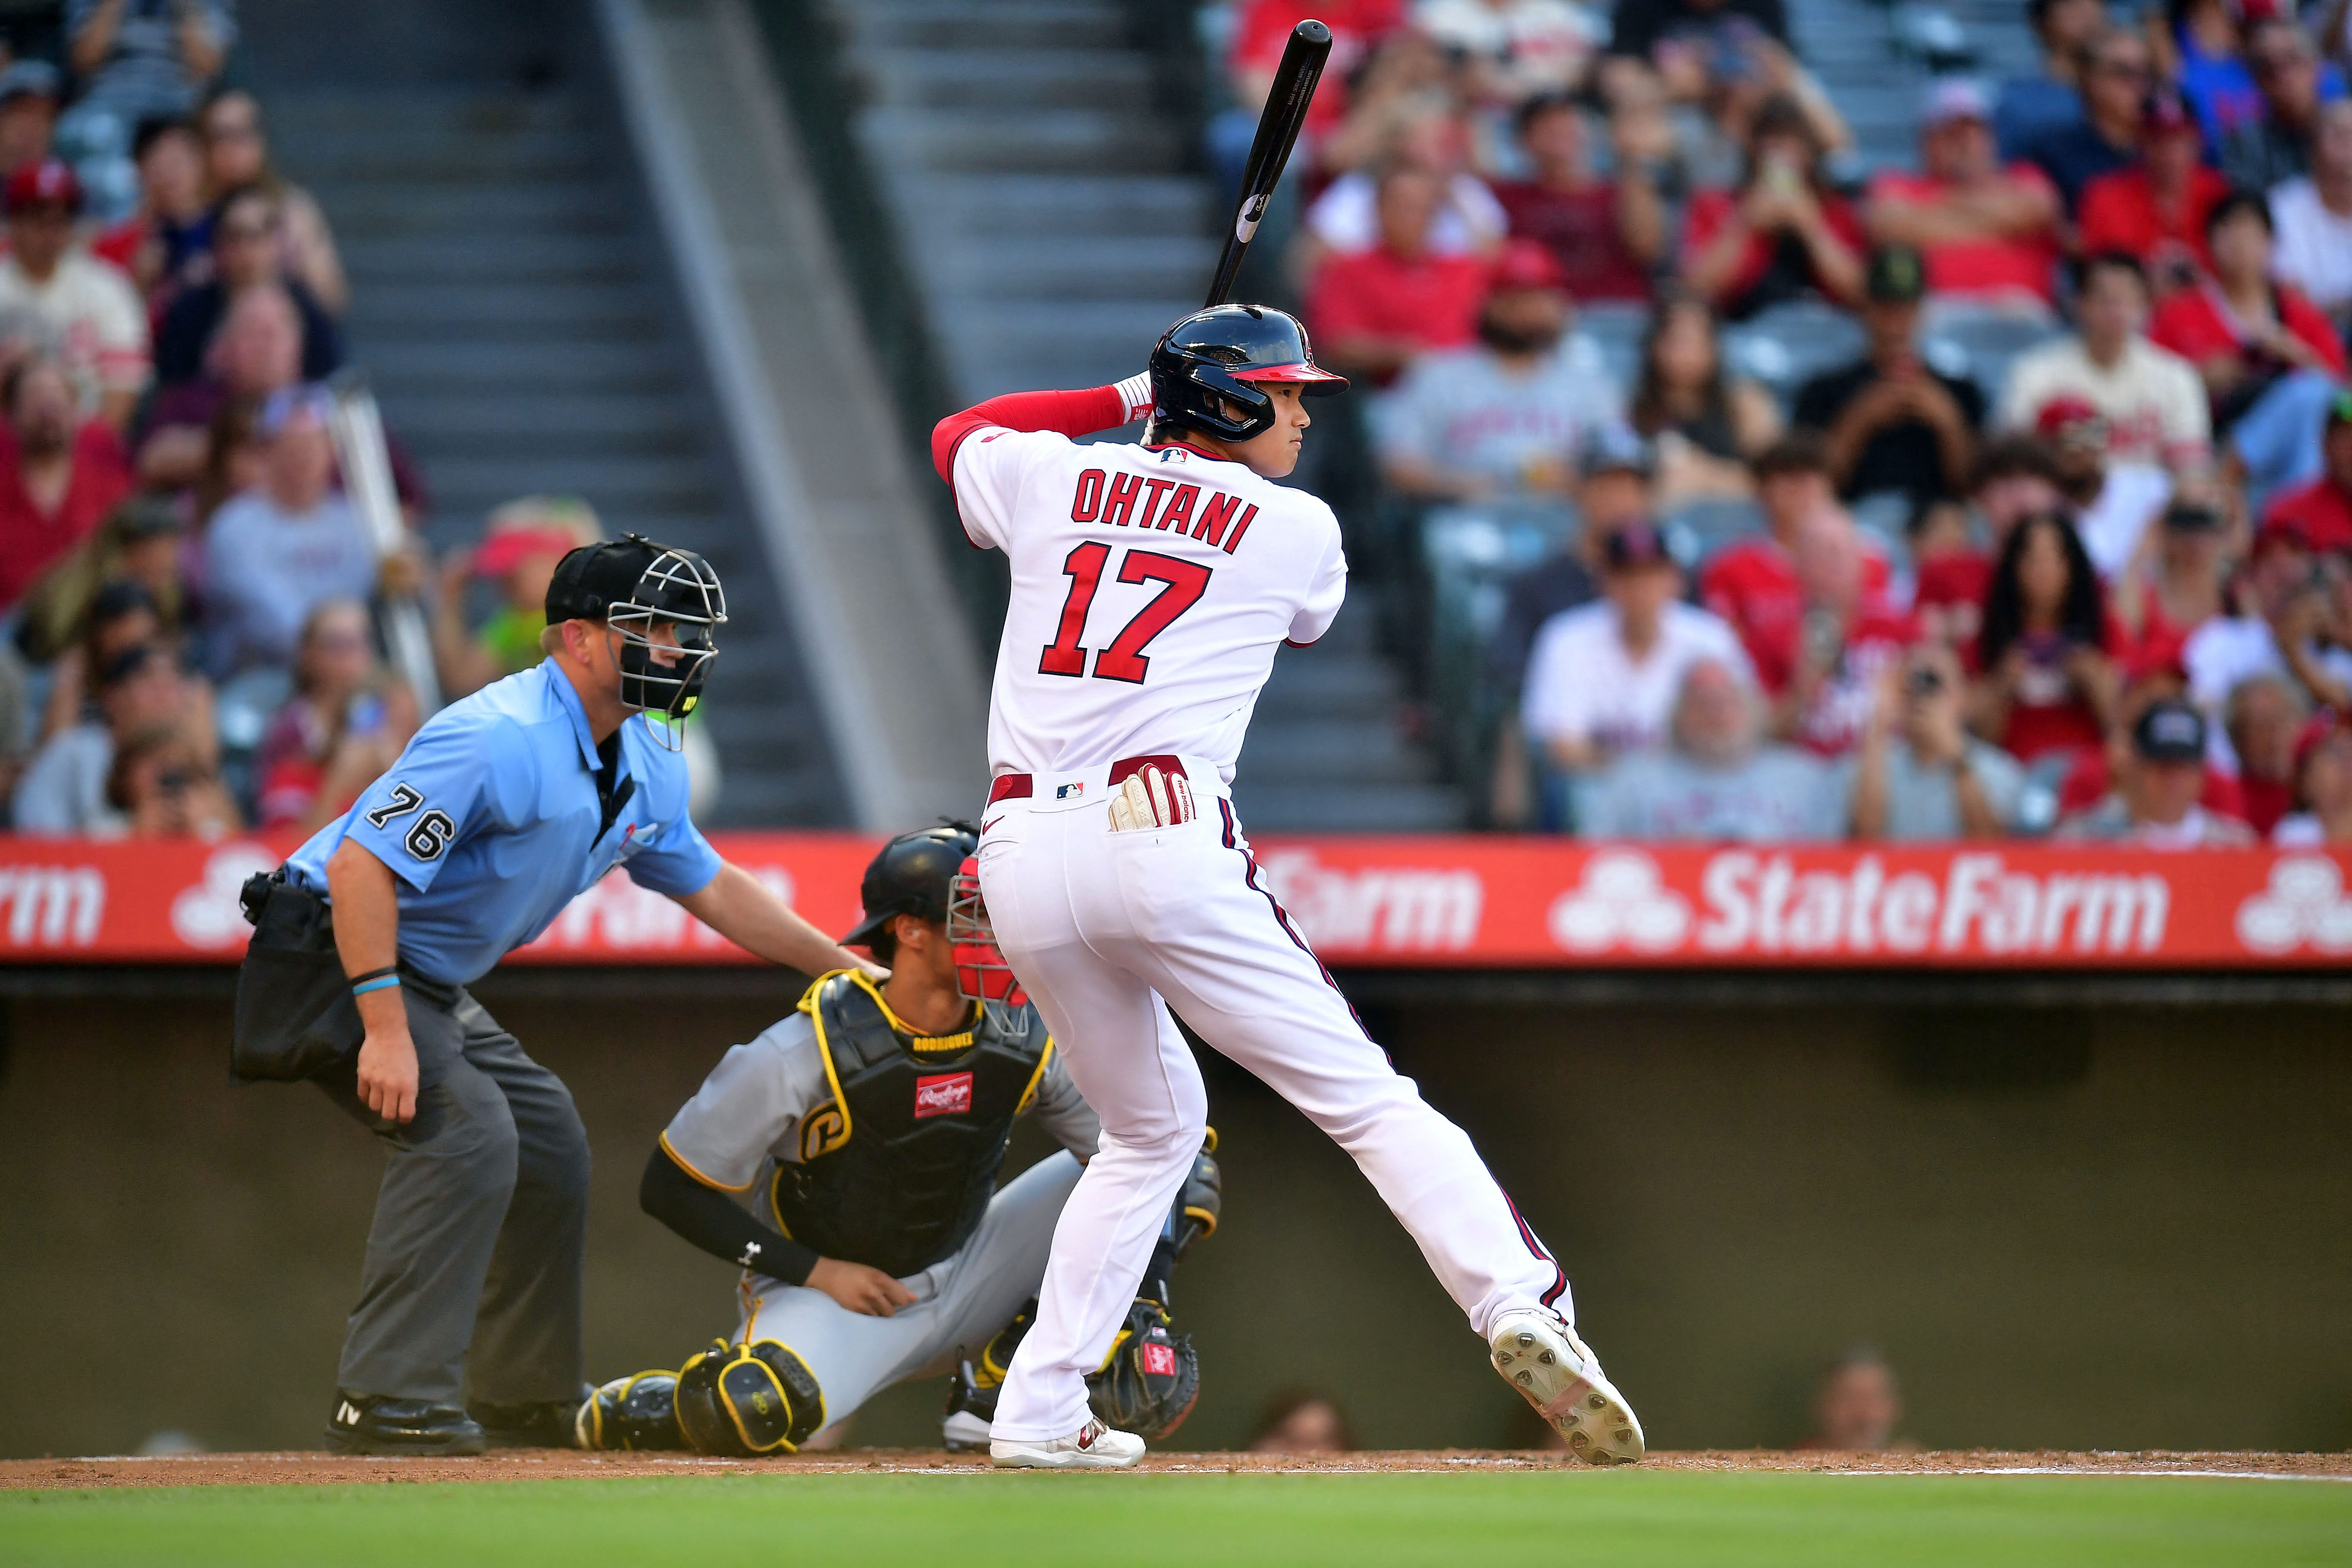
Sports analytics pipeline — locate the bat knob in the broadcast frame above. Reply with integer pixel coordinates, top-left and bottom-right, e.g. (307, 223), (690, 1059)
(1293, 19), (1332, 44)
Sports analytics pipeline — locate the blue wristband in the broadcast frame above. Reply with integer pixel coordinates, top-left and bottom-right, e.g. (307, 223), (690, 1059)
(351, 974), (401, 998)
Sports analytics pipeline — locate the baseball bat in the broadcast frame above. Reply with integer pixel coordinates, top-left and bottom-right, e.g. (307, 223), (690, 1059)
(1204, 19), (1332, 307)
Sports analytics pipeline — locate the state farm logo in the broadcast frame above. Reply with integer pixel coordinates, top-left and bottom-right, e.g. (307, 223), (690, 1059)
(0, 862), (106, 947)
(2234, 857), (2352, 954)
(170, 843), (279, 948)
(1549, 852), (1690, 953)
(913, 1071), (973, 1119)
(1547, 850), (2173, 957)
(1258, 849), (1482, 953)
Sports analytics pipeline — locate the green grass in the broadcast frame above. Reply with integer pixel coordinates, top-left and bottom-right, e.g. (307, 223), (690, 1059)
(4, 1471), (2348, 1567)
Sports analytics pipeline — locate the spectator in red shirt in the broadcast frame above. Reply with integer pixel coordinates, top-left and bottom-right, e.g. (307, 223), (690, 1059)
(2076, 90), (2233, 293)
(2223, 670), (2310, 834)
(1491, 93), (1665, 304)
(2113, 495), (2232, 678)
(2260, 389), (2352, 551)
(0, 354), (134, 614)
(1227, 0), (1407, 151)
(1765, 510), (1919, 755)
(2151, 190), (2348, 502)
(1867, 79), (2064, 317)
(1701, 433), (1894, 678)
(1679, 94), (1866, 320)
(1969, 509), (2121, 764)
(1912, 436), (2065, 649)
(1308, 166), (1493, 385)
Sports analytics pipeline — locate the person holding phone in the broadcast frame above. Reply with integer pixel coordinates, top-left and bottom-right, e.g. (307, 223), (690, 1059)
(1852, 642), (2035, 839)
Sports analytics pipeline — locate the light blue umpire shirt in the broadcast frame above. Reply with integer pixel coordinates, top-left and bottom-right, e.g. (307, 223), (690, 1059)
(282, 660), (723, 987)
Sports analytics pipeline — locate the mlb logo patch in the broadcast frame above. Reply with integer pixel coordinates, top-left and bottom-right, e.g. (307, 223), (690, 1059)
(1057, 782), (1086, 799)
(1142, 1342), (1178, 1377)
(913, 1072), (974, 1119)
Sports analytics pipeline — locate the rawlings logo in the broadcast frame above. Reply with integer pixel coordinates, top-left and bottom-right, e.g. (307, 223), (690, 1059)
(1142, 1343), (1178, 1377)
(914, 1072), (974, 1119)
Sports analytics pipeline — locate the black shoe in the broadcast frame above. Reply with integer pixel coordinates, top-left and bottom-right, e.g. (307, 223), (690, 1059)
(941, 1357), (999, 1452)
(324, 1392), (487, 1456)
(468, 1390), (593, 1449)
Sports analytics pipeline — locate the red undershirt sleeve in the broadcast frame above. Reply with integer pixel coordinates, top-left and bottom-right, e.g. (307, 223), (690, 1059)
(931, 385), (1132, 483)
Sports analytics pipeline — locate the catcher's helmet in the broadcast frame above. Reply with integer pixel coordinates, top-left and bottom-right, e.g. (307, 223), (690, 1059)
(841, 822), (981, 949)
(1147, 304), (1347, 444)
(546, 533), (726, 750)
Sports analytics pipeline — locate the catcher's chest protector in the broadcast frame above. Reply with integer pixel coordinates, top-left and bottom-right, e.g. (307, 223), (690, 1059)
(769, 971), (1051, 1279)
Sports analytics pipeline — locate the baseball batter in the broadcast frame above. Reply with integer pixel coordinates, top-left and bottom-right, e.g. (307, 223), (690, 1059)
(574, 825), (1214, 1455)
(933, 305), (1645, 1468)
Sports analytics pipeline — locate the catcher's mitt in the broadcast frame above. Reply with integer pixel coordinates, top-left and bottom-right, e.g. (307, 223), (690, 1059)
(1087, 1298), (1200, 1440)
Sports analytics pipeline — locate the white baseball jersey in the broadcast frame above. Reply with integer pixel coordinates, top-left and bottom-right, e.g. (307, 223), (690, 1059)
(951, 430), (1345, 783)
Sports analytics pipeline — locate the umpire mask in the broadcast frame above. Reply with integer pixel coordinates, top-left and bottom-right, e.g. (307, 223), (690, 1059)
(547, 535), (727, 751)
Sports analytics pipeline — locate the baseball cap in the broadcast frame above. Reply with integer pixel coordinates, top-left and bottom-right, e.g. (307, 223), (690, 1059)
(1602, 520), (1675, 569)
(1489, 237), (1567, 294)
(1922, 78), (1991, 129)
(474, 495), (601, 578)
(0, 60), (58, 106)
(2034, 394), (2105, 443)
(4, 158), (78, 215)
(2133, 699), (2208, 762)
(546, 535), (665, 624)
(2252, 514), (2313, 558)
(1580, 423), (1656, 480)
(1865, 243), (1926, 304)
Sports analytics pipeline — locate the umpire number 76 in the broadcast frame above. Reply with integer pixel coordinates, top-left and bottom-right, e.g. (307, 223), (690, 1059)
(365, 782), (457, 862)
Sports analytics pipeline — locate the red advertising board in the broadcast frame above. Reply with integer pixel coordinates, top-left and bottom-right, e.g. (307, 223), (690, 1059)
(0, 834), (2346, 969)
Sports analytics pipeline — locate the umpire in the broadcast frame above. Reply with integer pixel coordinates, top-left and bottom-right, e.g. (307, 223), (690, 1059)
(234, 535), (870, 1457)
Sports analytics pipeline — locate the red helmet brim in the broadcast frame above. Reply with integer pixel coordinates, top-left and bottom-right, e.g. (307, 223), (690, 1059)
(1236, 362), (1349, 394)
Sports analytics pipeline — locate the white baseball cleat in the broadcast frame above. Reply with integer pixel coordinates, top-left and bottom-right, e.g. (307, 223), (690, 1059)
(1489, 1309), (1646, 1465)
(988, 1416), (1145, 1470)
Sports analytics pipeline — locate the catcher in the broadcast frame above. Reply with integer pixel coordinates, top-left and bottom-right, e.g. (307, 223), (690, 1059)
(577, 824), (1217, 1455)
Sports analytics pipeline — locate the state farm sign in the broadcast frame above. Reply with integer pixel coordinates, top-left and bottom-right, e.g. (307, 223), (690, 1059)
(0, 833), (2343, 969)
(1550, 850), (2171, 958)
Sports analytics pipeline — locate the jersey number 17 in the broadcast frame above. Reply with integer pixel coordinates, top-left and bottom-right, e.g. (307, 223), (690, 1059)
(1038, 544), (1212, 685)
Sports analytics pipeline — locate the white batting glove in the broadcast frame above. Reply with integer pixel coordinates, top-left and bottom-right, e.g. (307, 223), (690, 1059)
(1108, 765), (1196, 832)
(1115, 372), (1153, 425)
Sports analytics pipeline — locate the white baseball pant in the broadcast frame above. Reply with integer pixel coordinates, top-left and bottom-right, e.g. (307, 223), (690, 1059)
(977, 754), (1573, 1442)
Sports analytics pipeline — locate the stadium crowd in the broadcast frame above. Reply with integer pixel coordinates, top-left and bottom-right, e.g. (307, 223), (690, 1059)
(0, 8), (602, 841)
(1211, 0), (2352, 847)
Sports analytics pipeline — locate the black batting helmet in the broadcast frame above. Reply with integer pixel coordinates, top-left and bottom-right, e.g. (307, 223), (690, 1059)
(1147, 304), (1347, 444)
(841, 822), (981, 949)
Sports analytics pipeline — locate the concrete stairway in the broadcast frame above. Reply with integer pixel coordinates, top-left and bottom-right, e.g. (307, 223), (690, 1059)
(836, 0), (1462, 829)
(233, 0), (847, 826)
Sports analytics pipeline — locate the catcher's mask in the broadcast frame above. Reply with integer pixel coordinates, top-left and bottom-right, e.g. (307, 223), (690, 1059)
(546, 534), (726, 751)
(947, 854), (1029, 1032)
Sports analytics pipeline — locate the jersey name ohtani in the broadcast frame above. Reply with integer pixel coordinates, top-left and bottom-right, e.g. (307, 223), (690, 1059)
(1071, 468), (1260, 555)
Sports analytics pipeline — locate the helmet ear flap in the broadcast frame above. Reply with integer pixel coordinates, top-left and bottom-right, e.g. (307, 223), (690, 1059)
(1182, 364), (1277, 442)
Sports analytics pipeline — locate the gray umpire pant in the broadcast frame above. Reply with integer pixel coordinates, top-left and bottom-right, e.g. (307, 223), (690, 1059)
(233, 879), (591, 1408)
